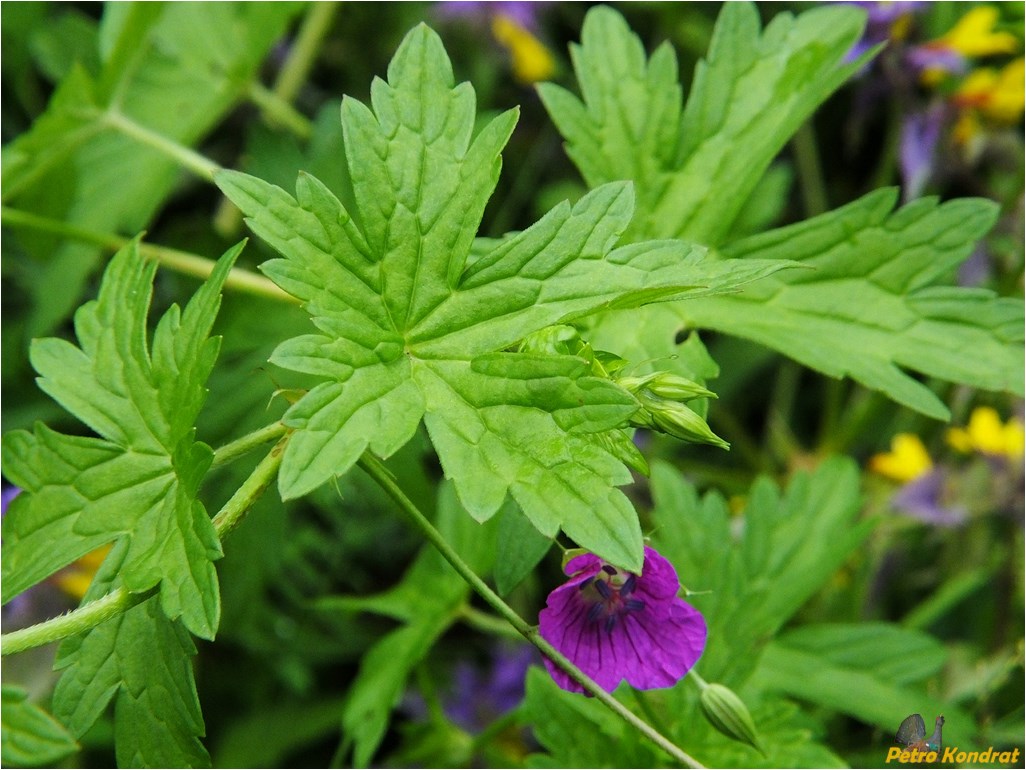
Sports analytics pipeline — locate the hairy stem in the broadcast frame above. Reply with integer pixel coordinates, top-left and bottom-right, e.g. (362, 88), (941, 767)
(1, 437), (288, 657)
(0, 206), (292, 303)
(212, 422), (290, 469)
(356, 453), (704, 769)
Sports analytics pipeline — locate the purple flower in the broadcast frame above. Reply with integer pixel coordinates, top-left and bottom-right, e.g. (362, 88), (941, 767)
(538, 546), (707, 694)
(435, 1), (543, 30)
(1, 484), (21, 514)
(899, 103), (947, 200)
(892, 468), (968, 526)
(445, 645), (537, 732)
(845, 1), (926, 64)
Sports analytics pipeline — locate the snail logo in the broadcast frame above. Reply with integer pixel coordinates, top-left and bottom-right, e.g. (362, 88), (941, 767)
(896, 713), (945, 753)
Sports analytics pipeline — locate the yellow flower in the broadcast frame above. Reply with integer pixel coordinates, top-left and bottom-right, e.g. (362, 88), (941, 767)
(946, 406), (1025, 459)
(51, 545), (111, 600)
(869, 433), (933, 482)
(955, 58), (1026, 123)
(935, 6), (1018, 57)
(491, 13), (555, 85)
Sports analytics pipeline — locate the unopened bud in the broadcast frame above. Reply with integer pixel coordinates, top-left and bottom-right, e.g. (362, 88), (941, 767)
(639, 396), (730, 450)
(700, 683), (763, 754)
(619, 372), (716, 402)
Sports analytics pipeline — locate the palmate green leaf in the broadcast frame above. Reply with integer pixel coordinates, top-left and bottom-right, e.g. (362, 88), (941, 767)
(216, 24), (789, 571)
(544, 5), (1022, 418)
(649, 458), (871, 687)
(1, 240), (240, 639)
(539, 3), (867, 245)
(52, 541), (210, 768)
(1, 686), (79, 768)
(2, 3), (300, 336)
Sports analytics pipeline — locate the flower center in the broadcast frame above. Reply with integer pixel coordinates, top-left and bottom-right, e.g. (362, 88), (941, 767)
(578, 564), (646, 633)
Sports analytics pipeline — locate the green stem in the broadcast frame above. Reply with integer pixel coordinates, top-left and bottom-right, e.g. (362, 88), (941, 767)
(0, 586), (156, 656)
(211, 422), (289, 469)
(1, 437), (288, 657)
(356, 453), (704, 769)
(688, 668), (710, 691)
(459, 604), (524, 641)
(104, 110), (221, 182)
(248, 83), (313, 139)
(211, 433), (288, 539)
(791, 120), (829, 218)
(273, 2), (339, 103)
(1, 206), (293, 303)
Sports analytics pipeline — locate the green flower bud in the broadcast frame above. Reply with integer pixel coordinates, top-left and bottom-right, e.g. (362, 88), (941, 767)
(618, 372), (716, 402)
(637, 395), (730, 450)
(699, 683), (764, 754)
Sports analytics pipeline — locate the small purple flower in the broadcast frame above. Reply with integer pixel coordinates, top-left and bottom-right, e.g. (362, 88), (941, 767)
(1, 484), (21, 514)
(539, 546), (706, 694)
(445, 645), (537, 731)
(899, 103), (947, 200)
(435, 1), (543, 30)
(845, 1), (926, 64)
(892, 468), (968, 526)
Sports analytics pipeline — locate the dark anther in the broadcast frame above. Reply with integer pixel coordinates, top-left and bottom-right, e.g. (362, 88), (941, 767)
(625, 599), (646, 612)
(621, 574), (637, 596)
(587, 603), (604, 624)
(594, 580), (613, 600)
(605, 615), (618, 633)
(602, 565), (617, 575)
(578, 578), (593, 591)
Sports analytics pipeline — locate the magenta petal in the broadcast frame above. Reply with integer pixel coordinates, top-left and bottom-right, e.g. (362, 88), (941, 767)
(538, 546), (707, 695)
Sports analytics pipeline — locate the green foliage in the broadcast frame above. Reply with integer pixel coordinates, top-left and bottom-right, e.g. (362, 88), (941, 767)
(520, 668), (661, 768)
(682, 190), (1022, 420)
(1, 686), (78, 768)
(543, 4), (1023, 418)
(318, 483), (498, 767)
(650, 457), (872, 687)
(1, 241), (240, 638)
(538, 3), (867, 245)
(1, 4), (1021, 768)
(51, 541), (210, 768)
(2, 3), (300, 336)
(216, 23), (788, 572)
(752, 624), (975, 750)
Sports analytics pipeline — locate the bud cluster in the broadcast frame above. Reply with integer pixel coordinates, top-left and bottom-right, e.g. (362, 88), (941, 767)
(520, 325), (730, 453)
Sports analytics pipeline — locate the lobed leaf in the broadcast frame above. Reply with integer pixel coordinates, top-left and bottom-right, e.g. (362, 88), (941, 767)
(539, 3), (867, 245)
(545, 5), (1022, 418)
(217, 24), (794, 570)
(52, 542), (210, 768)
(1, 241), (241, 638)
(649, 458), (871, 687)
(679, 191), (1022, 419)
